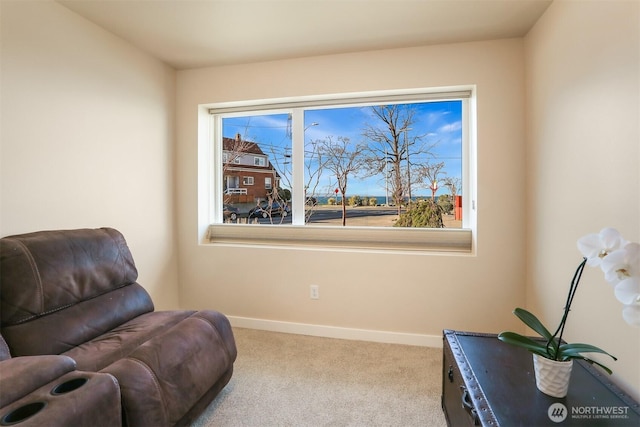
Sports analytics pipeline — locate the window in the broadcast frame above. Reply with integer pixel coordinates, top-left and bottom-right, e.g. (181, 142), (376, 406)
(223, 152), (240, 164)
(243, 176), (254, 185)
(206, 88), (475, 252)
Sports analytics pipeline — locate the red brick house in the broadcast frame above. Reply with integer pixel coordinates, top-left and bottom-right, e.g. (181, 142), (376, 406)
(223, 134), (280, 204)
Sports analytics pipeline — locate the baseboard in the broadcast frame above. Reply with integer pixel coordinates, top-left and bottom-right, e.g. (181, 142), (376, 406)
(228, 316), (443, 348)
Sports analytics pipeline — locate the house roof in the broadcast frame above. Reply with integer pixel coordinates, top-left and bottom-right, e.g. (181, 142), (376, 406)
(222, 136), (281, 179)
(222, 136), (266, 156)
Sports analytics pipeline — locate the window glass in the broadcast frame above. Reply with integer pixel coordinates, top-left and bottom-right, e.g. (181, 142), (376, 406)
(303, 101), (462, 228)
(217, 99), (465, 231)
(221, 113), (292, 224)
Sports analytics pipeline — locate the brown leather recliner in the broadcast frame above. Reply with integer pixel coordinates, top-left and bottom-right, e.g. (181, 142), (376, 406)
(0, 228), (237, 427)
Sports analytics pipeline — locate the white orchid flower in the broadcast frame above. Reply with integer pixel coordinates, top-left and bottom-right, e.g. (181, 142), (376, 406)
(601, 243), (640, 286)
(576, 229), (639, 328)
(622, 304), (640, 327)
(577, 227), (628, 267)
(614, 276), (640, 305)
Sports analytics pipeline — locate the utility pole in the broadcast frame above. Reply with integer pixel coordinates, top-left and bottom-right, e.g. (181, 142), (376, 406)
(403, 128), (412, 205)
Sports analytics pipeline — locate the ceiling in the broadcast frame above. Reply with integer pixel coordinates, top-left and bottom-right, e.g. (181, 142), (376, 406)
(57, 0), (553, 70)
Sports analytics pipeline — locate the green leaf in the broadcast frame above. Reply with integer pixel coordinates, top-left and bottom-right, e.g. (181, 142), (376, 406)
(498, 331), (552, 357)
(555, 343), (616, 374)
(579, 357), (614, 375)
(513, 308), (553, 340)
(559, 343), (617, 361)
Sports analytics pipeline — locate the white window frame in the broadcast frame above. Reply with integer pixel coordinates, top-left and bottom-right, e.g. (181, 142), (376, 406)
(243, 176), (254, 186)
(265, 177), (272, 190)
(254, 156), (266, 167)
(201, 87), (477, 254)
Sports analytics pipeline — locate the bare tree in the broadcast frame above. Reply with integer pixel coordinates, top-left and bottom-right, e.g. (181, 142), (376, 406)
(317, 136), (367, 226)
(415, 161), (446, 200)
(266, 137), (329, 223)
(303, 140), (329, 222)
(361, 105), (436, 214)
(443, 176), (461, 199)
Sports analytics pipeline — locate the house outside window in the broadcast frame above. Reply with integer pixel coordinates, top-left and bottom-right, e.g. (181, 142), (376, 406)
(207, 88), (475, 252)
(221, 133), (280, 204)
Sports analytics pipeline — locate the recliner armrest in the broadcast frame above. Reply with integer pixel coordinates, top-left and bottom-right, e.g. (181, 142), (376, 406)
(0, 355), (76, 407)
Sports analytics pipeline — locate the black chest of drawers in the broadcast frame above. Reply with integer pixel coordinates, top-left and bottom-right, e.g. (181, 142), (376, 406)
(442, 330), (640, 426)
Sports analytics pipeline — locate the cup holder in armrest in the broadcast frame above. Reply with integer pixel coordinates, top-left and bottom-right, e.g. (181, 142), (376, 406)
(51, 377), (88, 395)
(0, 402), (46, 426)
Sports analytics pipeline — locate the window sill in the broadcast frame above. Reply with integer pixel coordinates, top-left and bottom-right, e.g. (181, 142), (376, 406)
(207, 224), (472, 254)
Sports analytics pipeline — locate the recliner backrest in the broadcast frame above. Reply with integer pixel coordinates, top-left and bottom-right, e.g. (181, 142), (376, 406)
(0, 228), (154, 356)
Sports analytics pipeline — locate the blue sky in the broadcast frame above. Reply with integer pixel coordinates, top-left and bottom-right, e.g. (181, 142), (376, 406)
(222, 101), (462, 199)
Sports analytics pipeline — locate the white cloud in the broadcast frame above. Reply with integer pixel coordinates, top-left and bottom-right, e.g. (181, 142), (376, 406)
(438, 121), (462, 133)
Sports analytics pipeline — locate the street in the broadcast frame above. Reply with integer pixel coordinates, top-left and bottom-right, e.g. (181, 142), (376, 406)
(228, 206), (462, 228)
(233, 206), (399, 226)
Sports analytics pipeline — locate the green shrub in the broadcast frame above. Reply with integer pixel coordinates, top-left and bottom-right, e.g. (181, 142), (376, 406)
(437, 194), (453, 214)
(394, 199), (444, 228)
(349, 195), (362, 206)
(278, 188), (291, 201)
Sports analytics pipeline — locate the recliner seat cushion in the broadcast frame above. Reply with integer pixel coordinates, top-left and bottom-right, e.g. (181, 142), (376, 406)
(63, 311), (196, 372)
(63, 309), (237, 426)
(100, 310), (236, 426)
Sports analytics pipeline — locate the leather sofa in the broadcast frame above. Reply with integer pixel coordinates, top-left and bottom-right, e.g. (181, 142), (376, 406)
(0, 228), (237, 427)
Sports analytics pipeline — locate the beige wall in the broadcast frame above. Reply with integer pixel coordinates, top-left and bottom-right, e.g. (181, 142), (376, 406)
(0, 1), (179, 309)
(176, 39), (527, 341)
(525, 0), (639, 399)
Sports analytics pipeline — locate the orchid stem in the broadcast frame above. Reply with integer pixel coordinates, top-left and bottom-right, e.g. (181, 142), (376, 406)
(547, 257), (588, 360)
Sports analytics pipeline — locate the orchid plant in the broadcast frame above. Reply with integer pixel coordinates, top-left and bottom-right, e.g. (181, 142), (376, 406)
(498, 228), (639, 374)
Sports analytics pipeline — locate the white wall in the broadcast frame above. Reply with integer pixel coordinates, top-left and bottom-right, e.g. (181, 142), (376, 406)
(0, 1), (179, 309)
(176, 39), (527, 342)
(525, 0), (639, 399)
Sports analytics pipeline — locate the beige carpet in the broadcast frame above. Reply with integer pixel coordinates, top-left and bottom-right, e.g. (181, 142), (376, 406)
(191, 328), (447, 427)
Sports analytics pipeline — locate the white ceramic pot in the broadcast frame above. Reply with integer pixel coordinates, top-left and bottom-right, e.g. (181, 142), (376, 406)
(533, 354), (573, 398)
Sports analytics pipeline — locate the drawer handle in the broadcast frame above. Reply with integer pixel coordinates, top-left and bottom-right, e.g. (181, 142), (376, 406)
(460, 386), (480, 426)
(448, 366), (454, 382)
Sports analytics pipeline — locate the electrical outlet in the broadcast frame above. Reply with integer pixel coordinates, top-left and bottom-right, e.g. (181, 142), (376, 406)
(310, 285), (319, 300)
